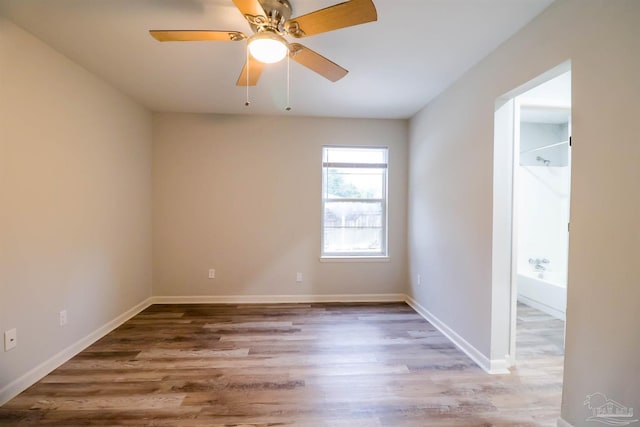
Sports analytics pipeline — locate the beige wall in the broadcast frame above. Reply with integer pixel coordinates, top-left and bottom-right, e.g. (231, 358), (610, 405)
(0, 17), (152, 397)
(153, 113), (408, 298)
(408, 1), (640, 425)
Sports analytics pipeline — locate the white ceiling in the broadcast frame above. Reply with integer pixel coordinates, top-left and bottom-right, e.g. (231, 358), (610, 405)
(0, 0), (555, 119)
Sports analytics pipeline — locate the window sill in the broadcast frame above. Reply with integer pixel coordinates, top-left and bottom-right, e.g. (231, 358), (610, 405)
(319, 256), (390, 263)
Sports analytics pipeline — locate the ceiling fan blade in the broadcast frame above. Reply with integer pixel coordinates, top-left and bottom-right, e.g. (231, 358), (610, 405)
(286, 0), (377, 38)
(236, 55), (266, 86)
(289, 43), (348, 82)
(232, 0), (266, 20)
(149, 30), (246, 42)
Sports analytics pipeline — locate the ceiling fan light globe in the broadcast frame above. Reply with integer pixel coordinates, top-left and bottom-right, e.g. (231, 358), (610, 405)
(248, 32), (288, 64)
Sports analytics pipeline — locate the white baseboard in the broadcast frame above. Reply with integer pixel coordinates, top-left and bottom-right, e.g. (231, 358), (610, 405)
(404, 295), (509, 375)
(487, 358), (511, 374)
(557, 417), (573, 427)
(0, 297), (153, 406)
(151, 293), (406, 304)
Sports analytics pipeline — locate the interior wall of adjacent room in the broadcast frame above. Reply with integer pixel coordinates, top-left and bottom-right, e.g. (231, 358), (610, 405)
(0, 17), (153, 393)
(152, 113), (408, 297)
(517, 122), (570, 277)
(407, 1), (640, 425)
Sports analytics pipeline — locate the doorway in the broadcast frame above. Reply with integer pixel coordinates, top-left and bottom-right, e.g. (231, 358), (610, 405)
(513, 75), (571, 365)
(491, 62), (571, 372)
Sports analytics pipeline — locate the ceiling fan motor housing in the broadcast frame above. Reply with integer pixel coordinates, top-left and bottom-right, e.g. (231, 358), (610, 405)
(250, 0), (292, 35)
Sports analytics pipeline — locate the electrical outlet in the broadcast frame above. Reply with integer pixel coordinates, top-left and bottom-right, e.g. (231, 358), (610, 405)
(417, 274), (422, 285)
(4, 328), (17, 351)
(296, 272), (303, 283)
(208, 269), (216, 279)
(59, 310), (68, 326)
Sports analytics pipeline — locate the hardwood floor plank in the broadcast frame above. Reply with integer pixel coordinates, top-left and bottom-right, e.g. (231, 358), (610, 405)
(135, 348), (251, 359)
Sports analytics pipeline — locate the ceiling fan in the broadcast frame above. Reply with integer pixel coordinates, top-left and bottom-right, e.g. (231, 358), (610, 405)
(149, 0), (377, 86)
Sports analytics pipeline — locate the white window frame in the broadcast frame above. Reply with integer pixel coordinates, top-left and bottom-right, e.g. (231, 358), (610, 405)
(321, 145), (389, 259)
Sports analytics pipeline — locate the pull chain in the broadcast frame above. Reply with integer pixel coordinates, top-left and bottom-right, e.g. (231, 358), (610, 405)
(245, 42), (250, 107)
(285, 51), (291, 111)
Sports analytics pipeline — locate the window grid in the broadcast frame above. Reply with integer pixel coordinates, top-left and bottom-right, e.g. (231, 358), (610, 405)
(321, 146), (388, 258)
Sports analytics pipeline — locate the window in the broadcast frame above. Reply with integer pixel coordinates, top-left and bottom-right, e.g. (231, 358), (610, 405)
(321, 146), (388, 257)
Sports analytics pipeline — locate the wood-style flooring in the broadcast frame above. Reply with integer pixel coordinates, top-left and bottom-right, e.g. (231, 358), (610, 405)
(0, 302), (565, 426)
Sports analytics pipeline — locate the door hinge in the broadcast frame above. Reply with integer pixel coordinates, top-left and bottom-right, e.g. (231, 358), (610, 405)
(569, 136), (572, 147)
(568, 222), (570, 232)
